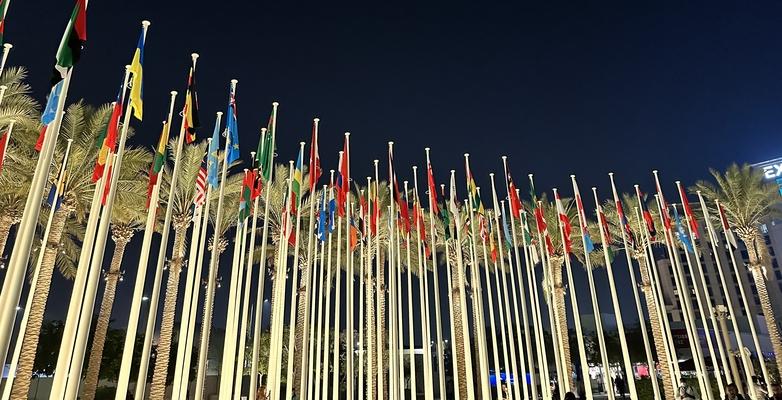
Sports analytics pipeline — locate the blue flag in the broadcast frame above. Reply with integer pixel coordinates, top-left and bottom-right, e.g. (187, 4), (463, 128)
(328, 191), (336, 232)
(41, 80), (64, 125)
(317, 190), (327, 242)
(673, 207), (694, 253)
(225, 84), (240, 164)
(501, 206), (513, 249)
(207, 119), (220, 188)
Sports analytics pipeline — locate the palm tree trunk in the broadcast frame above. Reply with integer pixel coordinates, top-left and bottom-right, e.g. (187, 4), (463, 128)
(638, 256), (674, 398)
(149, 226), (188, 399)
(551, 257), (573, 391)
(81, 237), (130, 400)
(743, 231), (782, 376)
(10, 208), (69, 399)
(0, 214), (15, 258)
(452, 266), (469, 398)
(293, 266), (309, 396)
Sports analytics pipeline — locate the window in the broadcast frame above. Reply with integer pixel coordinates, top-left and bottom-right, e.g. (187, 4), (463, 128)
(742, 250), (749, 259)
(770, 247), (776, 257)
(775, 270), (782, 280)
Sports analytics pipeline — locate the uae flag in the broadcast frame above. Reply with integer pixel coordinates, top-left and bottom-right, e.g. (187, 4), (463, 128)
(51, 0), (87, 86)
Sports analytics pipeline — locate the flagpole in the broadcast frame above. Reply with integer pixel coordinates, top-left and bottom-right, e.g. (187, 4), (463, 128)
(424, 149), (447, 399)
(319, 175), (335, 400)
(234, 209), (253, 400)
(398, 179), (417, 399)
(373, 160), (385, 400)
(344, 133), (354, 400)
(633, 186), (680, 381)
(652, 170), (712, 399)
(113, 112), (167, 400)
(630, 201), (678, 392)
(716, 198), (772, 388)
(0, 43), (12, 77)
(308, 187), (326, 400)
(2, 138), (73, 398)
(442, 182), (462, 400)
(569, 176), (614, 400)
(387, 144), (399, 400)
(499, 157), (535, 400)
(331, 151), (346, 400)
(673, 181), (727, 397)
(358, 190), (366, 400)
(590, 186), (639, 400)
(412, 166), (435, 400)
(249, 123), (275, 397)
(607, 173), (655, 399)
(298, 118), (320, 397)
(496, 201), (523, 400)
(523, 206), (551, 400)
(364, 177), (375, 400)
(178, 178), (213, 399)
(251, 103), (278, 399)
(697, 192), (756, 398)
(0, 66), (72, 373)
(192, 111), (226, 400)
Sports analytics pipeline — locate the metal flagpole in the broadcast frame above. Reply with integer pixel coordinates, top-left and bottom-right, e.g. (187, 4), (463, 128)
(363, 178), (374, 400)
(0, 43), (13, 77)
(234, 207), (253, 400)
(523, 207), (551, 400)
(570, 176), (614, 400)
(374, 160), (385, 400)
(307, 190), (325, 400)
(673, 181), (726, 397)
(2, 138), (74, 398)
(412, 166), (435, 400)
(591, 186), (638, 400)
(192, 111), (226, 400)
(608, 173), (659, 399)
(50, 68), (129, 400)
(319, 177), (335, 400)
(716, 198), (772, 389)
(358, 191), (366, 400)
(331, 151), (345, 400)
(402, 180), (418, 398)
(442, 187), (462, 400)
(496, 201), (523, 400)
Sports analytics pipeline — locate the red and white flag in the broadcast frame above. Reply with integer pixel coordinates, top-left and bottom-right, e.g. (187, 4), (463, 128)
(309, 119), (321, 191)
(717, 200), (738, 248)
(555, 191), (572, 254)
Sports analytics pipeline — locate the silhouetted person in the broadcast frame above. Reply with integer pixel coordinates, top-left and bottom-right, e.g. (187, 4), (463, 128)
(678, 380), (697, 399)
(724, 383), (745, 400)
(615, 375), (627, 399)
(564, 392), (577, 400)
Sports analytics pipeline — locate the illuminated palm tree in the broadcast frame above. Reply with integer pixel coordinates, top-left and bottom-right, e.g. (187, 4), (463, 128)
(694, 163), (782, 376)
(10, 102), (150, 398)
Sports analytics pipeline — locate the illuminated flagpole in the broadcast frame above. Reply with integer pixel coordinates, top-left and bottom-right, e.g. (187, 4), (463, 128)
(249, 105), (278, 396)
(331, 149), (346, 400)
(697, 192), (756, 398)
(307, 188), (325, 400)
(177, 176), (213, 399)
(0, 43), (13, 77)
(440, 183), (462, 400)
(373, 160), (385, 400)
(633, 186), (680, 381)
(400, 179), (417, 398)
(387, 145), (399, 400)
(716, 198), (771, 388)
(673, 184), (726, 398)
(607, 174), (658, 399)
(652, 170), (712, 399)
(319, 173), (335, 400)
(192, 111), (227, 400)
(233, 200), (253, 400)
(570, 176), (614, 400)
(412, 166), (435, 400)
(2, 138), (74, 398)
(424, 149), (447, 399)
(363, 177), (374, 400)
(498, 200), (524, 400)
(358, 188), (366, 400)
(344, 134), (355, 400)
(591, 186), (638, 400)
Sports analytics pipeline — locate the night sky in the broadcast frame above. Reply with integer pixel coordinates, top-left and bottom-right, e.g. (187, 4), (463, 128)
(6, 1), (782, 335)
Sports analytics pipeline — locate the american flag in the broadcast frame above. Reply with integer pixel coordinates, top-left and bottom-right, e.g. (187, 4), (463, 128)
(194, 153), (208, 208)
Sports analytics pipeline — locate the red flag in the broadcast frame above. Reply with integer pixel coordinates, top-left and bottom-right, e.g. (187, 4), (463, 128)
(534, 205), (555, 256)
(678, 184), (699, 239)
(508, 175), (523, 219)
(427, 161), (439, 215)
(35, 125), (47, 152)
(92, 101), (122, 182)
(309, 120), (322, 190)
(0, 129), (8, 174)
(555, 193), (572, 254)
(102, 164), (113, 206)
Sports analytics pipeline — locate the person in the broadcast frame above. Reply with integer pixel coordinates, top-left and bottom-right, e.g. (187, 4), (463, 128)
(678, 380), (697, 399)
(615, 375), (627, 399)
(724, 383), (746, 400)
(771, 382), (782, 400)
(551, 380), (560, 400)
(564, 392), (577, 400)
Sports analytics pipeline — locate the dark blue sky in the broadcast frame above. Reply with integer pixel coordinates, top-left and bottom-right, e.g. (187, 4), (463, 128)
(7, 1), (782, 332)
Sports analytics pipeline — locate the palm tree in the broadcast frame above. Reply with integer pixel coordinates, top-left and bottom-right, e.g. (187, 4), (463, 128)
(694, 163), (782, 376)
(0, 66), (42, 258)
(10, 102), (150, 398)
(601, 193), (673, 397)
(148, 139), (242, 398)
(81, 178), (148, 400)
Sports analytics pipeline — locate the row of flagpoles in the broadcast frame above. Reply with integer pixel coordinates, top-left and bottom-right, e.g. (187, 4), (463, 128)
(0, 1), (775, 400)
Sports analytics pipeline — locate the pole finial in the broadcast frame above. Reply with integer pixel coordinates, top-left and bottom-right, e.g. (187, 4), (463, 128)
(300, 141), (306, 146)
(313, 117), (320, 123)
(142, 20), (151, 27)
(489, 173), (494, 177)
(3, 43), (11, 50)
(570, 174), (576, 178)
(345, 131), (350, 137)
(501, 155), (507, 160)
(216, 111), (223, 117)
(191, 53), (199, 61)
(170, 90), (178, 96)
(272, 101), (279, 107)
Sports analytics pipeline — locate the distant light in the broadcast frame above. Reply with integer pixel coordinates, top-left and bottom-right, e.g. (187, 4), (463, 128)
(15, 306), (21, 311)
(264, 299), (269, 303)
(142, 296), (149, 301)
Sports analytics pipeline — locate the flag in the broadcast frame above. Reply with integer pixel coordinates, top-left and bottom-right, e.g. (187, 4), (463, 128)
(521, 211), (540, 265)
(34, 125), (46, 152)
(101, 163), (113, 205)
(615, 198), (636, 246)
(655, 179), (672, 230)
(349, 217), (360, 251)
(51, 0), (87, 86)
(47, 155), (68, 210)
(0, 128), (9, 174)
(672, 206), (694, 253)
(336, 137), (350, 216)
(448, 174), (461, 237)
(328, 187), (336, 233)
(193, 153), (207, 207)
(290, 150), (303, 213)
(533, 203), (555, 256)
(597, 203), (612, 245)
(489, 219), (498, 262)
(250, 168), (261, 200)
(370, 183), (380, 236)
(309, 120), (321, 190)
(127, 26), (145, 120)
(466, 170), (485, 215)
(256, 109), (276, 181)
(225, 83), (240, 164)
(238, 170), (252, 221)
(501, 206), (513, 249)
(0, 0), (11, 45)
(427, 160), (439, 216)
(41, 81), (64, 126)
(389, 149), (409, 233)
(317, 190), (327, 242)
(207, 120), (220, 188)
(508, 174), (523, 219)
(718, 201), (738, 248)
(555, 193), (573, 254)
(92, 95), (123, 182)
(183, 66), (200, 144)
(678, 184), (699, 239)
(635, 186), (657, 240)
(146, 122), (168, 208)
(572, 181), (595, 253)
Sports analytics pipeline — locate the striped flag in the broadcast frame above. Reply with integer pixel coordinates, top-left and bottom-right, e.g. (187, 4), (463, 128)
(47, 153), (68, 210)
(193, 153), (207, 207)
(309, 120), (321, 190)
(672, 206), (694, 253)
(389, 148), (409, 233)
(427, 159), (439, 216)
(717, 201), (738, 248)
(290, 149), (303, 214)
(51, 0), (87, 86)
(92, 89), (123, 182)
(507, 174), (523, 219)
(572, 180), (595, 253)
(635, 186), (658, 240)
(554, 192), (572, 254)
(678, 184), (699, 239)
(128, 25), (146, 121)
